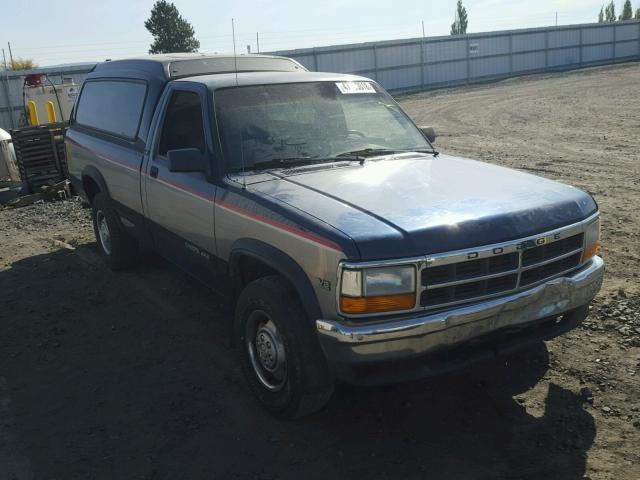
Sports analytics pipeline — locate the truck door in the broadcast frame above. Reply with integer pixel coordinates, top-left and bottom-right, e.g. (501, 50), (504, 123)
(143, 84), (217, 283)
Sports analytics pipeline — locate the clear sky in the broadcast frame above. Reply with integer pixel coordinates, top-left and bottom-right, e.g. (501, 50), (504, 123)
(2, 0), (609, 67)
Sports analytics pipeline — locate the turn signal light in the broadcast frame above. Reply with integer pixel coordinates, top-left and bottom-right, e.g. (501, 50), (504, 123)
(340, 293), (416, 314)
(581, 240), (601, 263)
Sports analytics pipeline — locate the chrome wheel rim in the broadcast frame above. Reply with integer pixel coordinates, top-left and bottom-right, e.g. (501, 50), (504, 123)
(96, 211), (112, 255)
(246, 310), (287, 392)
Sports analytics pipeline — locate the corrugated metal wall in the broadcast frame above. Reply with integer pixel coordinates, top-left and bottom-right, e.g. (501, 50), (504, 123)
(273, 20), (640, 92)
(1, 20), (639, 131)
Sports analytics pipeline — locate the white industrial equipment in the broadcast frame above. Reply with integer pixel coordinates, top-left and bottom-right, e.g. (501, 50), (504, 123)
(23, 74), (79, 125)
(0, 127), (19, 181)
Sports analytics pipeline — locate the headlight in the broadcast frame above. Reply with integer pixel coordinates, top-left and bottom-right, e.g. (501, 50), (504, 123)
(340, 265), (416, 315)
(582, 216), (601, 263)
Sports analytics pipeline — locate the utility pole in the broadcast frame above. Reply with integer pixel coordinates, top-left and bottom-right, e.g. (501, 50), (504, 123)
(555, 12), (558, 26)
(422, 20), (425, 38)
(7, 42), (14, 69)
(2, 48), (16, 128)
(256, 32), (260, 53)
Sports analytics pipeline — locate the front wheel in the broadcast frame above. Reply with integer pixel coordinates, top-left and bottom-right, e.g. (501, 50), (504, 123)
(235, 275), (334, 419)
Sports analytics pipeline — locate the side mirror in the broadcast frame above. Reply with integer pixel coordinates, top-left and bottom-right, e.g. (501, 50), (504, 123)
(419, 126), (437, 143)
(167, 148), (207, 173)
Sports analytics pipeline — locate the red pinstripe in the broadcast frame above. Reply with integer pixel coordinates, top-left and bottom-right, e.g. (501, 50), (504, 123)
(67, 139), (343, 253)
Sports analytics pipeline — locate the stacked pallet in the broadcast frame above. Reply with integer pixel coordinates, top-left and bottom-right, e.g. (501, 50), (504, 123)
(11, 122), (68, 192)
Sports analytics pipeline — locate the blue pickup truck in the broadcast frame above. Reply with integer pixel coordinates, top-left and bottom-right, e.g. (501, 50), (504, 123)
(66, 53), (604, 418)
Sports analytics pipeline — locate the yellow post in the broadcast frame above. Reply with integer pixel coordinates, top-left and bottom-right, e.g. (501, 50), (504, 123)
(27, 100), (39, 125)
(45, 101), (57, 123)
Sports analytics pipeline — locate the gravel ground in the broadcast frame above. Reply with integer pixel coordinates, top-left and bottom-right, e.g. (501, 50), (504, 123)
(1, 63), (639, 479)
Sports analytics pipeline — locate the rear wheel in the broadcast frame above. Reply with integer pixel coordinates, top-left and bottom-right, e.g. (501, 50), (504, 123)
(235, 275), (334, 418)
(91, 192), (138, 270)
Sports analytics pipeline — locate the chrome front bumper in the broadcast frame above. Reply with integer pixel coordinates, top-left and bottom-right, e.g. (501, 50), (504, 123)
(316, 256), (603, 368)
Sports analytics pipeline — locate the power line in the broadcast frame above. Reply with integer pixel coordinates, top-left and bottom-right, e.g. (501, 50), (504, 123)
(14, 21), (431, 53)
(18, 12), (564, 56)
(16, 11), (593, 66)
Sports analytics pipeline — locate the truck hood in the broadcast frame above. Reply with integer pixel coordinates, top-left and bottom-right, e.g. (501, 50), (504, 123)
(249, 154), (597, 260)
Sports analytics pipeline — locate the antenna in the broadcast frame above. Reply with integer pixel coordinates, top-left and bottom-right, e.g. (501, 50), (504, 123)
(231, 18), (247, 189)
(232, 18), (239, 86)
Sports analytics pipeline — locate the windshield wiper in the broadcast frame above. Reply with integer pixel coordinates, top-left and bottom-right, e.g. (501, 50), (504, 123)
(336, 148), (396, 157)
(335, 147), (438, 163)
(249, 156), (315, 170)
(396, 147), (439, 156)
(237, 148), (435, 172)
(248, 156), (359, 171)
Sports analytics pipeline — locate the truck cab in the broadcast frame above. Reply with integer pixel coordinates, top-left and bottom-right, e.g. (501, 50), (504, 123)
(66, 53), (604, 418)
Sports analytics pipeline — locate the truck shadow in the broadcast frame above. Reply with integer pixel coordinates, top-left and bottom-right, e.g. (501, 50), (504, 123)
(1, 244), (595, 480)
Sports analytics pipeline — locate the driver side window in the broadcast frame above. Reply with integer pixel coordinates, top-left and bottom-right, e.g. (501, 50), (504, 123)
(158, 90), (205, 156)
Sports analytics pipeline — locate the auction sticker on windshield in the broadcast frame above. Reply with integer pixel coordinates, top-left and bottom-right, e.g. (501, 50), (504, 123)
(335, 82), (376, 94)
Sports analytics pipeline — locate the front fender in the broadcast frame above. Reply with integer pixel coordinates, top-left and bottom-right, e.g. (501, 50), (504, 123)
(229, 238), (322, 323)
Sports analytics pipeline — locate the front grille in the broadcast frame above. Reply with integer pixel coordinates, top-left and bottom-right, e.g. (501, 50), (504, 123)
(520, 252), (582, 286)
(422, 252), (519, 286)
(422, 274), (518, 307)
(522, 234), (583, 266)
(420, 233), (584, 309)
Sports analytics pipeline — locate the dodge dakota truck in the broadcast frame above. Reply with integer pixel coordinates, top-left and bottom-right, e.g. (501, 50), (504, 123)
(66, 53), (604, 418)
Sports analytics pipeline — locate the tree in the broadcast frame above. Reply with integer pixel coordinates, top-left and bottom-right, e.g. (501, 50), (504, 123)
(636, 7), (640, 19)
(145, 0), (200, 54)
(450, 0), (469, 35)
(598, 5), (604, 22)
(620, 0), (633, 19)
(10, 58), (38, 70)
(604, 1), (616, 21)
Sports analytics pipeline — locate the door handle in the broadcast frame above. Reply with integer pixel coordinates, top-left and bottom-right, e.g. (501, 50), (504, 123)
(150, 166), (159, 178)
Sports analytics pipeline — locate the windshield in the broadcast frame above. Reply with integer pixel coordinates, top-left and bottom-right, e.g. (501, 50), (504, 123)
(214, 81), (432, 172)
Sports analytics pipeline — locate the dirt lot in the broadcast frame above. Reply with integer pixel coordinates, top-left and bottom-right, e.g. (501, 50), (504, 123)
(1, 63), (639, 480)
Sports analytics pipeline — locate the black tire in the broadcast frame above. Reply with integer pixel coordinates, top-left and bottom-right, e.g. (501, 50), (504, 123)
(235, 275), (334, 419)
(91, 192), (138, 270)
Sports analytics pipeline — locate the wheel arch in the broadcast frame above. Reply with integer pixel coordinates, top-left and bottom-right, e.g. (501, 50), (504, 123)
(229, 238), (323, 323)
(81, 165), (110, 205)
